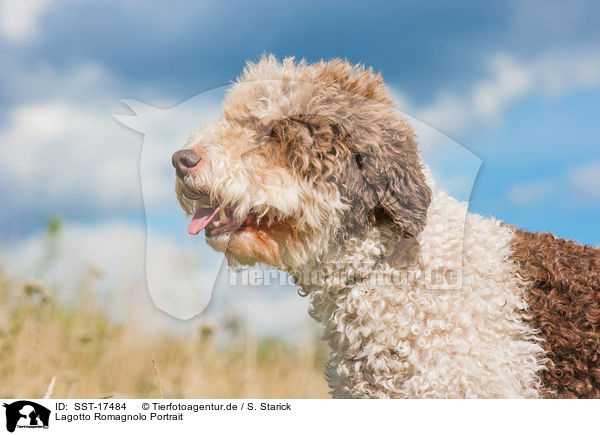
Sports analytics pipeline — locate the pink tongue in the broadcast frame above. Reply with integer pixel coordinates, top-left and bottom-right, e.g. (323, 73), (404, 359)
(188, 207), (221, 235)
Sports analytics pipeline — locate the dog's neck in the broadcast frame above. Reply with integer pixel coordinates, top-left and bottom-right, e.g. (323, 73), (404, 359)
(285, 189), (465, 326)
(286, 222), (409, 305)
(282, 191), (482, 398)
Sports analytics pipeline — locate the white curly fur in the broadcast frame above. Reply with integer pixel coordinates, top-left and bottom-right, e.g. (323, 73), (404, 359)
(291, 191), (546, 398)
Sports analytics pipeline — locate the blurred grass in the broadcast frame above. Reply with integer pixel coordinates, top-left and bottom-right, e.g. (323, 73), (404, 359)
(0, 275), (329, 398)
(0, 220), (329, 399)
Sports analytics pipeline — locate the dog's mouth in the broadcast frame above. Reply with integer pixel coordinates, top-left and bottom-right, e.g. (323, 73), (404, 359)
(188, 206), (260, 238)
(182, 186), (284, 239)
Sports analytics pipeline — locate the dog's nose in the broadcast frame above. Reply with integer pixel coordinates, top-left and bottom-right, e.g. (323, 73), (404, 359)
(172, 150), (201, 178)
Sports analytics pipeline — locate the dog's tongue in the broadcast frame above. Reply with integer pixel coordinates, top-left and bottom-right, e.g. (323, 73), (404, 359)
(188, 207), (221, 235)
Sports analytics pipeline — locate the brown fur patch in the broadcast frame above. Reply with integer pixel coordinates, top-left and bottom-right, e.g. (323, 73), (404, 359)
(511, 229), (600, 398)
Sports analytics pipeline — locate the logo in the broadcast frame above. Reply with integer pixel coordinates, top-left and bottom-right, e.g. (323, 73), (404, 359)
(3, 401), (50, 433)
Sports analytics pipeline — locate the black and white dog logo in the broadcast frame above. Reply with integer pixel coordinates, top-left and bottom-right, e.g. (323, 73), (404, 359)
(3, 401), (50, 433)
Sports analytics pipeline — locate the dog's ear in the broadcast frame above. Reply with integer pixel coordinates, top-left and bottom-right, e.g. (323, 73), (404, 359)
(310, 59), (431, 238)
(338, 119), (431, 239)
(358, 128), (431, 238)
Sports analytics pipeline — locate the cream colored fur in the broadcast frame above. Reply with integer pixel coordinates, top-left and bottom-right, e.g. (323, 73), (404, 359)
(290, 191), (546, 398)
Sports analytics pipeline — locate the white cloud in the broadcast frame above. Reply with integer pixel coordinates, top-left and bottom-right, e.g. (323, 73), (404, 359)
(508, 161), (600, 206)
(534, 51), (600, 95)
(0, 62), (227, 224)
(2, 62), (114, 103)
(0, 99), (144, 214)
(0, 63), (146, 220)
(0, 0), (52, 41)
(403, 48), (600, 136)
(417, 92), (471, 135)
(567, 161), (600, 203)
(508, 179), (558, 206)
(471, 55), (532, 121)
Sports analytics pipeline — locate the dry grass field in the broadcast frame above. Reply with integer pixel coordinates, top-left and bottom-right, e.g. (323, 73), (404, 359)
(0, 260), (329, 399)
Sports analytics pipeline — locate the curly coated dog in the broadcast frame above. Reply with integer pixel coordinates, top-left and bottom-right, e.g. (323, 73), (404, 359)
(172, 55), (600, 398)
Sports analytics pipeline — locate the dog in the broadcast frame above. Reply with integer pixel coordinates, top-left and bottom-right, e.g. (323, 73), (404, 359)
(172, 55), (600, 398)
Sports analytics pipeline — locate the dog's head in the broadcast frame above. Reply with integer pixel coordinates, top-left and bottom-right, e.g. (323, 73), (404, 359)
(173, 56), (431, 269)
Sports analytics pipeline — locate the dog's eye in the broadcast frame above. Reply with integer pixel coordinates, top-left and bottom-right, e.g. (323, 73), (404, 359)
(257, 128), (278, 142)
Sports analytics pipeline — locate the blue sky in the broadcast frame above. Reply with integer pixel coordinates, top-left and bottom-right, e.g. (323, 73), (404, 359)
(1, 0), (599, 246)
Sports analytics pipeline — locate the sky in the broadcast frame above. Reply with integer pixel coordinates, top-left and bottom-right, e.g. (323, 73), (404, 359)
(1, 0), (599, 333)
